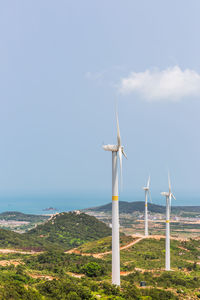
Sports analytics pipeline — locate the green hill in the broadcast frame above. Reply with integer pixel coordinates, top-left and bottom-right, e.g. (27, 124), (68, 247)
(0, 212), (111, 251)
(27, 212), (111, 250)
(87, 201), (200, 214)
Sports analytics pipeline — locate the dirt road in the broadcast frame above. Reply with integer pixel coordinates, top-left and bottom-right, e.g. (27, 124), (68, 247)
(67, 236), (144, 258)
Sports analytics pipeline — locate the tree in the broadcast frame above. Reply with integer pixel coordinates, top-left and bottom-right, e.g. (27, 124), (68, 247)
(67, 291), (81, 300)
(82, 262), (103, 277)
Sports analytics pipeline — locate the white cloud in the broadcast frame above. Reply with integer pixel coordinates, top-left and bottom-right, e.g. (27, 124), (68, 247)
(119, 66), (200, 101)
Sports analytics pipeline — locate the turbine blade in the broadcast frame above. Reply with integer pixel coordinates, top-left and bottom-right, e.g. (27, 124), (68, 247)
(172, 193), (176, 201)
(147, 176), (150, 189)
(118, 147), (123, 189)
(116, 111), (121, 147)
(122, 149), (128, 159)
(168, 172), (171, 194)
(169, 194), (172, 213)
(148, 190), (152, 203)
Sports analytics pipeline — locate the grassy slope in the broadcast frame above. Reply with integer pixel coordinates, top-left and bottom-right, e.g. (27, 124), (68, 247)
(77, 235), (135, 254)
(74, 234), (200, 272)
(104, 237), (200, 271)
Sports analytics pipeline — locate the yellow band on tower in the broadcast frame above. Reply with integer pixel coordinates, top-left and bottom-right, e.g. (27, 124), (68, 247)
(112, 196), (118, 201)
(166, 220), (170, 223)
(145, 204), (147, 207)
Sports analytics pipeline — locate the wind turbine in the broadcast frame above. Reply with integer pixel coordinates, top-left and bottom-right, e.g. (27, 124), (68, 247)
(161, 174), (176, 271)
(103, 112), (127, 286)
(143, 176), (151, 236)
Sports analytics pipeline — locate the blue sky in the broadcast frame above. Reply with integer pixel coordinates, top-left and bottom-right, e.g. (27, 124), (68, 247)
(0, 1), (200, 206)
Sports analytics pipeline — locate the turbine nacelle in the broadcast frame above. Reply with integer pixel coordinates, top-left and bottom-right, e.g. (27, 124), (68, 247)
(142, 176), (152, 202)
(102, 144), (124, 152)
(161, 192), (169, 197)
(143, 176), (152, 202)
(161, 191), (176, 200)
(143, 187), (149, 191)
(161, 174), (176, 200)
(103, 111), (127, 189)
(161, 174), (176, 213)
(143, 176), (150, 191)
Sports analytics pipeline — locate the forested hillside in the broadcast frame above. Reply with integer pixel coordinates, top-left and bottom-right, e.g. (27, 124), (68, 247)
(27, 212), (111, 250)
(0, 211), (199, 298)
(0, 212), (111, 251)
(0, 237), (198, 299)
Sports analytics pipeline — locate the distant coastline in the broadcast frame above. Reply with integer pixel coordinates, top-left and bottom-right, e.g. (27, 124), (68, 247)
(0, 195), (200, 215)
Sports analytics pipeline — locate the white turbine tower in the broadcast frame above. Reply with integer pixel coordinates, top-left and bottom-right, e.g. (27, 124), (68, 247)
(103, 112), (127, 286)
(143, 176), (151, 236)
(161, 174), (176, 271)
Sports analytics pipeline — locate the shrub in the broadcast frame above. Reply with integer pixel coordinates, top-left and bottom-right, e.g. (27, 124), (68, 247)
(82, 262), (104, 277)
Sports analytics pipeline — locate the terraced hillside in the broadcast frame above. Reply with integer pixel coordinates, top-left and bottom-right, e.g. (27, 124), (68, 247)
(0, 234), (199, 299)
(0, 210), (200, 298)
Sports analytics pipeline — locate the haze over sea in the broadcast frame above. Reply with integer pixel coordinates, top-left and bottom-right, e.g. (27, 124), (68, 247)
(0, 191), (199, 215)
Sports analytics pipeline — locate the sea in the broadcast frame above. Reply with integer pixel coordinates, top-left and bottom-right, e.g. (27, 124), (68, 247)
(0, 191), (199, 215)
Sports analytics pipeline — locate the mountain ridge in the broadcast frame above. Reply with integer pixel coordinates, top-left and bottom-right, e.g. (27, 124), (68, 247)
(85, 201), (200, 214)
